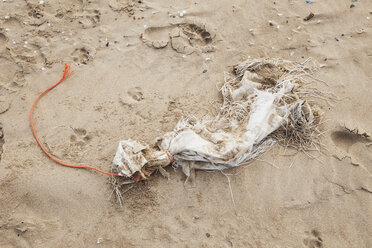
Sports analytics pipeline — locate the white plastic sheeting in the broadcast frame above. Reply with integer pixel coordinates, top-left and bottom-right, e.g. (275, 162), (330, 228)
(113, 58), (318, 179)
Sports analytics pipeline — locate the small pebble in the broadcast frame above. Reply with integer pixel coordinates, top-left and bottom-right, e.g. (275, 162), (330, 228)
(350, 4), (355, 8)
(106, 42), (109, 47)
(303, 12), (315, 21)
(24, 41), (28, 44)
(290, 51), (295, 56)
(301, 56), (305, 58)
(306, 0), (311, 3)
(2, 0), (7, 2)
(341, 34), (344, 36)
(206, 233), (211, 238)
(39, 0), (44, 4)
(202, 69), (207, 73)
(335, 37), (339, 42)
(41, 67), (45, 71)
(4, 15), (10, 20)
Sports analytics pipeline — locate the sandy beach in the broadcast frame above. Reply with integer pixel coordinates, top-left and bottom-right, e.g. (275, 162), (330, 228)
(0, 0), (371, 247)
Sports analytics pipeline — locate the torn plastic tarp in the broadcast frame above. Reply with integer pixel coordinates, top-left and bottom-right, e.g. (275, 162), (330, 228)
(113, 58), (321, 180)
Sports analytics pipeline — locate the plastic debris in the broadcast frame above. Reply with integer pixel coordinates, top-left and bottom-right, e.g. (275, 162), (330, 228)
(113, 58), (326, 180)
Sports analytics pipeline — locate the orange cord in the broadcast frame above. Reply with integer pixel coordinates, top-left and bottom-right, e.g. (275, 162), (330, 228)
(30, 64), (119, 177)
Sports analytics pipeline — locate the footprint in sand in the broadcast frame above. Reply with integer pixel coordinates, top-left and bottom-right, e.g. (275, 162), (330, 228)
(71, 46), (96, 65)
(0, 34), (15, 86)
(118, 87), (143, 107)
(170, 21), (215, 54)
(44, 126), (92, 161)
(70, 128), (91, 148)
(142, 19), (215, 54)
(0, 212), (61, 247)
(24, 0), (46, 26)
(0, 55), (24, 89)
(127, 87), (143, 102)
(142, 27), (171, 49)
(331, 127), (372, 172)
(78, 9), (101, 29)
(303, 229), (323, 248)
(9, 41), (46, 66)
(108, 0), (146, 16)
(331, 129), (368, 153)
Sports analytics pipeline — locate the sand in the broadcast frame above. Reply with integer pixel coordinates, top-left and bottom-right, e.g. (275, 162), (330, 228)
(0, 0), (371, 247)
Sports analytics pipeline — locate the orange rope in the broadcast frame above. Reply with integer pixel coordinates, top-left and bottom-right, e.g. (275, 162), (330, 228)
(30, 64), (119, 177)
